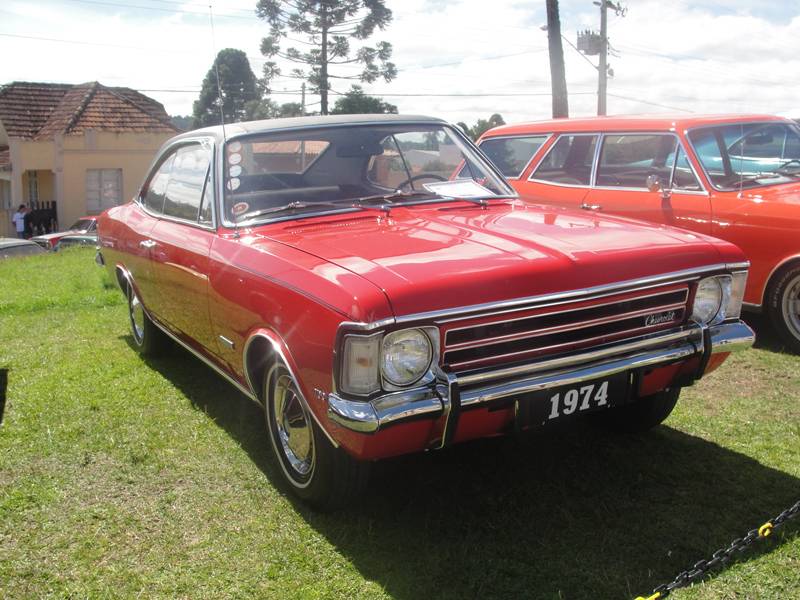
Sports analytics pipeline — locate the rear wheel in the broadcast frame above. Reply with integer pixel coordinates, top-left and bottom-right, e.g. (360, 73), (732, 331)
(263, 362), (369, 510)
(597, 387), (681, 433)
(767, 264), (800, 353)
(127, 283), (168, 356)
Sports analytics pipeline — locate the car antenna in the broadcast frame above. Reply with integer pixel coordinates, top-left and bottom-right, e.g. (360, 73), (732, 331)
(209, 4), (238, 238)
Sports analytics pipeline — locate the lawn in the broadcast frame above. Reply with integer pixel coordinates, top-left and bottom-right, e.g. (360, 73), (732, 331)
(1, 248), (798, 599)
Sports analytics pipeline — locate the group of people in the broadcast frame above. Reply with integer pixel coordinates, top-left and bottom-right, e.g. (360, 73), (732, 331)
(11, 204), (56, 238)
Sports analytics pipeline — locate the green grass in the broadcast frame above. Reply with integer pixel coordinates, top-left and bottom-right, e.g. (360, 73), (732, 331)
(1, 248), (798, 599)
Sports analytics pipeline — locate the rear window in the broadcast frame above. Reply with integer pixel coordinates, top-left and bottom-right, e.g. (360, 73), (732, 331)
(479, 135), (548, 178)
(531, 135), (598, 186)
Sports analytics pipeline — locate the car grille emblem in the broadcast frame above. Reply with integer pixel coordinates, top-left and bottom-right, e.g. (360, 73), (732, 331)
(645, 311), (677, 327)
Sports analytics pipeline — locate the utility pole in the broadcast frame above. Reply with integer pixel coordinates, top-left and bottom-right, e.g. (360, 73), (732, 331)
(545, 0), (569, 118)
(598, 0), (608, 116)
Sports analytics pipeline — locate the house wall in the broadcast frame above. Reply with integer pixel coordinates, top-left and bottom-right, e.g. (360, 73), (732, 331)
(58, 131), (170, 227)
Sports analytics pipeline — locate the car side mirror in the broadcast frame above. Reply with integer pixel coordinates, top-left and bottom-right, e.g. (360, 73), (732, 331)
(646, 174), (672, 201)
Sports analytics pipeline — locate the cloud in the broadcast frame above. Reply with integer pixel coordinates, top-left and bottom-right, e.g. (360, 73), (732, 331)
(1, 0), (799, 123)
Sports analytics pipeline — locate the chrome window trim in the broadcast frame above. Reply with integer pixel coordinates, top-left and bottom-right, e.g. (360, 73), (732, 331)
(336, 262), (749, 332)
(528, 132), (599, 188)
(136, 135), (219, 231)
(476, 133), (553, 179)
(527, 130), (708, 195)
(684, 119), (800, 192)
(218, 122), (517, 229)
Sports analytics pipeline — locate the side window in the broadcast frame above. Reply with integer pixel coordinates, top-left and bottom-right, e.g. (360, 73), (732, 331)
(163, 144), (211, 222)
(478, 135), (548, 178)
(596, 134), (676, 189)
(531, 135), (598, 186)
(672, 147), (702, 192)
(143, 153), (175, 214)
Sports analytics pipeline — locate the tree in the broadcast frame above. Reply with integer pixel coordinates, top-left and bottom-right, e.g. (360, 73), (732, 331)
(545, 0), (569, 118)
(457, 114), (506, 140)
(256, 1), (397, 115)
(246, 99), (306, 120)
(193, 49), (261, 128)
(330, 85), (397, 115)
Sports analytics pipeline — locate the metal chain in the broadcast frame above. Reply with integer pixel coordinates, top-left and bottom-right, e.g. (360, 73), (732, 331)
(635, 499), (800, 600)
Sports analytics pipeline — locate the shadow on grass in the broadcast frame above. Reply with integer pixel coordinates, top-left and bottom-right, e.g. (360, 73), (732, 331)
(130, 335), (800, 600)
(743, 312), (794, 354)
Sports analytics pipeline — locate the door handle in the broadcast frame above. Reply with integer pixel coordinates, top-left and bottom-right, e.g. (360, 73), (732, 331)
(139, 239), (157, 249)
(580, 203), (602, 211)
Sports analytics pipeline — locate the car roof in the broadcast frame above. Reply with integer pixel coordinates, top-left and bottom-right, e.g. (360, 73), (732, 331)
(175, 114), (448, 144)
(483, 113), (792, 137)
(0, 237), (38, 249)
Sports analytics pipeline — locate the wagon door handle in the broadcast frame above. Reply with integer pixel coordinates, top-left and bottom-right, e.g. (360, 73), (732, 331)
(139, 239), (157, 249)
(580, 202), (602, 211)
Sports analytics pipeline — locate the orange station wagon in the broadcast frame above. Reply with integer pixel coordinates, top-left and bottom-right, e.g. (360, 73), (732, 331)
(479, 115), (800, 351)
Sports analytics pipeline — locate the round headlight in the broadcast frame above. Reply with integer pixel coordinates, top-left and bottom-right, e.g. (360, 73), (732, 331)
(381, 329), (433, 387)
(692, 277), (723, 324)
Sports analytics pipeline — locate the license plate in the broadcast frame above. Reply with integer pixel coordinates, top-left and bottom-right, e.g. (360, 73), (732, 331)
(526, 372), (630, 427)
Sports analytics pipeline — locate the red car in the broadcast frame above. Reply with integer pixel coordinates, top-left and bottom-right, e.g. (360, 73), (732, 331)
(479, 114), (800, 351)
(32, 216), (97, 250)
(97, 115), (754, 509)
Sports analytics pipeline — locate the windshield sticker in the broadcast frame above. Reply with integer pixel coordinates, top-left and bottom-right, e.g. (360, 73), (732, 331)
(232, 201), (249, 216)
(228, 141), (242, 153)
(227, 178), (241, 191)
(423, 180), (494, 198)
(229, 165), (242, 177)
(228, 153), (242, 166)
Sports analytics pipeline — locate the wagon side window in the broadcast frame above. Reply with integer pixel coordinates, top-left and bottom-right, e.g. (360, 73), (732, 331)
(596, 134), (676, 190)
(478, 135), (548, 178)
(531, 134), (597, 186)
(143, 153), (175, 215)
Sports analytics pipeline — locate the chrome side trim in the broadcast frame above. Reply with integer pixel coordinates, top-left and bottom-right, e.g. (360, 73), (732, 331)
(242, 332), (339, 448)
(455, 327), (701, 387)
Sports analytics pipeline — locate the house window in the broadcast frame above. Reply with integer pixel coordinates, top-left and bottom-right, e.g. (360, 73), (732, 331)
(86, 169), (122, 213)
(27, 171), (39, 206)
(0, 180), (11, 210)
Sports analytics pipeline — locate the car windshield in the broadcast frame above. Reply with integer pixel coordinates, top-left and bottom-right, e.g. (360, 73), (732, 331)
(222, 122), (514, 224)
(69, 219), (94, 231)
(688, 122), (800, 190)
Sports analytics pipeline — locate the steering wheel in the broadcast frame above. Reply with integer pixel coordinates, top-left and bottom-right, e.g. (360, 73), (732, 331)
(396, 173), (447, 190)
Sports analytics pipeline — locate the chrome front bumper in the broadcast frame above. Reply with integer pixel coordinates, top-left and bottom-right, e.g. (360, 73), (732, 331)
(327, 321), (755, 436)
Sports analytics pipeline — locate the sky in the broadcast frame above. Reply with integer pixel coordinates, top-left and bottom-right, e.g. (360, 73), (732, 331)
(1, 0), (799, 126)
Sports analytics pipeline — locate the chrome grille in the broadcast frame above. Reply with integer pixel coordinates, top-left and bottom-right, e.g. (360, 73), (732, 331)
(441, 285), (690, 370)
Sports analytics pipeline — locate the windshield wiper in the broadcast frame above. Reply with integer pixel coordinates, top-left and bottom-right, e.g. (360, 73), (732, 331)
(354, 190), (438, 205)
(235, 201), (345, 222)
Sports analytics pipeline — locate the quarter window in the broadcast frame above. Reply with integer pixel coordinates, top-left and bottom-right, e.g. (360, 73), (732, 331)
(596, 134), (676, 189)
(531, 135), (598, 186)
(163, 144), (211, 222)
(672, 147), (702, 192)
(479, 135), (548, 178)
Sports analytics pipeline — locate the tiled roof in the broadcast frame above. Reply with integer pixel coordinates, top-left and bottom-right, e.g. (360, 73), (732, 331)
(0, 81), (178, 140)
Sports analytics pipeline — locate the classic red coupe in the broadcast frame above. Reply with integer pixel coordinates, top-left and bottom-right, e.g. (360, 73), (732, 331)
(97, 115), (754, 508)
(32, 216), (97, 250)
(478, 114), (800, 351)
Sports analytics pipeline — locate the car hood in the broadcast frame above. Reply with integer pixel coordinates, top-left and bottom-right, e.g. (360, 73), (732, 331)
(31, 230), (82, 241)
(255, 200), (732, 317)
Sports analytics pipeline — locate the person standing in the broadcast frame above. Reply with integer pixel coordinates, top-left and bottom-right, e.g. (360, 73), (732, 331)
(11, 204), (27, 239)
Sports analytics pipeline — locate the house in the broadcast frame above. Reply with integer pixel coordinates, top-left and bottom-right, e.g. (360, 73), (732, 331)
(0, 81), (178, 236)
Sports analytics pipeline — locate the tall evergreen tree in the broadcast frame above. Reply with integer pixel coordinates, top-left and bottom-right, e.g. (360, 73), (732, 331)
(330, 85), (397, 115)
(256, 1), (397, 115)
(193, 48), (261, 128)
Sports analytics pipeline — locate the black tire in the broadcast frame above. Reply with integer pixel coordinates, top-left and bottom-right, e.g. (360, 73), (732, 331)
(598, 387), (681, 433)
(767, 263), (800, 353)
(127, 283), (168, 356)
(264, 362), (369, 510)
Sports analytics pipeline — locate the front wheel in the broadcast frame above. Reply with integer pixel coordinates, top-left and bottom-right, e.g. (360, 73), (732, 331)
(596, 387), (681, 433)
(767, 264), (800, 353)
(264, 362), (369, 510)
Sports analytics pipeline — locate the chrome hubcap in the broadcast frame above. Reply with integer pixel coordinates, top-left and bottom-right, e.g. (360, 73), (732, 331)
(782, 275), (800, 341)
(129, 290), (145, 344)
(272, 374), (314, 478)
